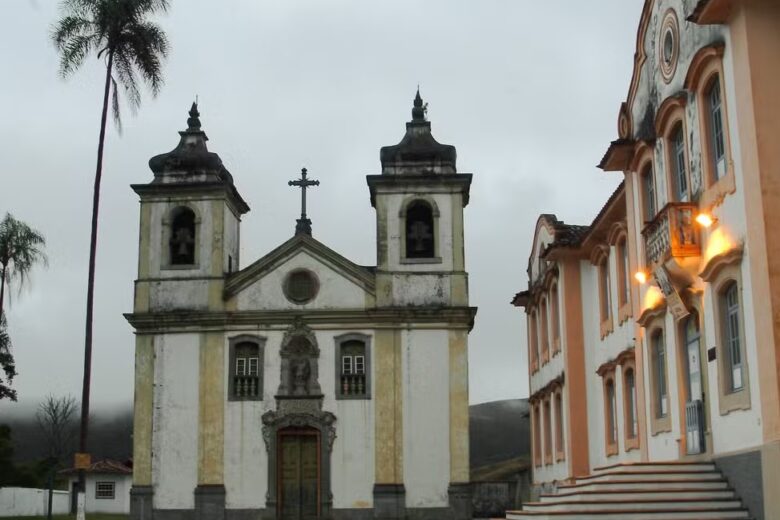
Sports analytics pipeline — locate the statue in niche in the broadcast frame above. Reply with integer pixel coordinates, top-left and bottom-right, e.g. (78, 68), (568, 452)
(277, 318), (322, 397)
(291, 358), (311, 396)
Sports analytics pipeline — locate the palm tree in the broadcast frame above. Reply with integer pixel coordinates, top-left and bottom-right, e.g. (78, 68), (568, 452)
(0, 312), (18, 401)
(0, 213), (48, 318)
(51, 0), (170, 501)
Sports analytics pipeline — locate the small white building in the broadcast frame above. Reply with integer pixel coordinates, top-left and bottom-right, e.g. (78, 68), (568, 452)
(63, 459), (132, 515)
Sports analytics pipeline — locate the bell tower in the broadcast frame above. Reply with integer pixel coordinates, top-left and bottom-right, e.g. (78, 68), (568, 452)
(131, 103), (250, 314)
(367, 90), (472, 307)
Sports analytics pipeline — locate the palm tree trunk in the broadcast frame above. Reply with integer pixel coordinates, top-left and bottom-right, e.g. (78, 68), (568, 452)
(78, 49), (113, 496)
(0, 265), (6, 318)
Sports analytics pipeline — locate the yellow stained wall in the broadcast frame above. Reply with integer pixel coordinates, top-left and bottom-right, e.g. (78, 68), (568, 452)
(449, 330), (469, 483)
(374, 329), (403, 484)
(132, 334), (154, 486)
(198, 332), (225, 485)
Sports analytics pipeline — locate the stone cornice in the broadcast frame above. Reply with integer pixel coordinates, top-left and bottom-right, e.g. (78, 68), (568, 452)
(699, 243), (744, 283)
(366, 173), (473, 207)
(131, 181), (250, 216)
(125, 306), (478, 333)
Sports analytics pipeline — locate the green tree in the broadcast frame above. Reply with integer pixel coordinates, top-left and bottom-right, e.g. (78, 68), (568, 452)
(0, 313), (17, 401)
(0, 213), (47, 318)
(50, 0), (170, 475)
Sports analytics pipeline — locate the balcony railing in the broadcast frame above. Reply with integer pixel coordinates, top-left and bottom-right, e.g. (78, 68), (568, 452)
(642, 202), (700, 269)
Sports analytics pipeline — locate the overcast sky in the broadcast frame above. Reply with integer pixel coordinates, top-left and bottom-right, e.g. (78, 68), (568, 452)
(0, 0), (642, 413)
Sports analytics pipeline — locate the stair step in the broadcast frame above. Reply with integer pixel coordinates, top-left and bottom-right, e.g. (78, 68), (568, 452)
(523, 498), (743, 512)
(557, 478), (729, 492)
(573, 470), (723, 484)
(591, 462), (716, 475)
(540, 489), (735, 502)
(506, 508), (750, 519)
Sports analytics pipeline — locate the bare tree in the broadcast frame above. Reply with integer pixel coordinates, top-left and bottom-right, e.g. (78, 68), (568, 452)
(37, 394), (78, 463)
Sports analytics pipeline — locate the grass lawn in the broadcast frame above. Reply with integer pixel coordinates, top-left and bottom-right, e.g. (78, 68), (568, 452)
(3, 516), (128, 520)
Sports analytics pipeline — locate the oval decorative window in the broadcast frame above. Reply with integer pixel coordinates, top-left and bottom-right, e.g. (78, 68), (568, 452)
(284, 269), (319, 304)
(659, 9), (679, 83)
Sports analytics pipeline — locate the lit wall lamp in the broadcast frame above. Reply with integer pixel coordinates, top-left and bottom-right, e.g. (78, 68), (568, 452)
(634, 271), (648, 284)
(695, 212), (717, 228)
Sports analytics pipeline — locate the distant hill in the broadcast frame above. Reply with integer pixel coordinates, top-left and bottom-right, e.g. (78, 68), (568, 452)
(469, 398), (530, 481)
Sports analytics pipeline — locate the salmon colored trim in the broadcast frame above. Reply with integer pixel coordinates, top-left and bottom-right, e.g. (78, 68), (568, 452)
(624, 1), (655, 138)
(656, 97), (694, 204)
(562, 258), (590, 477)
(625, 172), (650, 459)
(729, 4), (780, 442)
(688, 0), (734, 25)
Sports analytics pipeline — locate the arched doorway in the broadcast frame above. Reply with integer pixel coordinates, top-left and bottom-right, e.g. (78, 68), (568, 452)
(681, 311), (706, 454)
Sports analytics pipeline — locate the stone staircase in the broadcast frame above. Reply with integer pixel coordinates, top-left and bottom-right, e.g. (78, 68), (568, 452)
(505, 461), (752, 520)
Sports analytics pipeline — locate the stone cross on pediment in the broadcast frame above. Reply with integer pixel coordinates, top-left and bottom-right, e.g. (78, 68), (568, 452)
(288, 167), (320, 236)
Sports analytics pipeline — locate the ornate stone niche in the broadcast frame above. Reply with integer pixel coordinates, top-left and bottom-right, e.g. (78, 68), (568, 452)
(276, 317), (323, 398)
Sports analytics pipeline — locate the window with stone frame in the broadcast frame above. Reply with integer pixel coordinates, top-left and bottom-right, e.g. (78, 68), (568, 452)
(623, 367), (638, 448)
(543, 397), (552, 465)
(529, 310), (539, 372)
(405, 200), (435, 258)
(707, 77), (727, 181)
(533, 403), (542, 467)
(617, 237), (631, 310)
(721, 281), (743, 392)
(95, 481), (115, 500)
(169, 206), (196, 265)
(670, 123), (689, 201)
(642, 163), (657, 223)
(335, 333), (371, 399)
(229, 336), (264, 401)
(599, 256), (612, 324)
(540, 296), (550, 364)
(550, 283), (561, 353)
(604, 376), (618, 456)
(554, 390), (565, 461)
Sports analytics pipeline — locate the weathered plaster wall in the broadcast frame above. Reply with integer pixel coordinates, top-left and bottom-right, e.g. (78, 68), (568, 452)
(402, 329), (450, 508)
(235, 252), (368, 311)
(152, 333), (199, 509)
(82, 475), (132, 514)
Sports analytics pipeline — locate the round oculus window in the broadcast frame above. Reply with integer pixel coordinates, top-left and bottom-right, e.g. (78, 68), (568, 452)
(659, 9), (679, 83)
(284, 269), (319, 304)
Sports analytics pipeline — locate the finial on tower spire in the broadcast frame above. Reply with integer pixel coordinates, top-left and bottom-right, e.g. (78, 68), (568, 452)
(187, 101), (201, 131)
(412, 87), (427, 122)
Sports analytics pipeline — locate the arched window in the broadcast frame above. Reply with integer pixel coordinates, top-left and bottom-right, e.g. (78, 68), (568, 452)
(529, 310), (539, 372)
(641, 164), (656, 222)
(533, 403), (542, 467)
(670, 123), (688, 201)
(229, 337), (265, 401)
(540, 297), (549, 363)
(550, 284), (560, 352)
(721, 282), (743, 391)
(653, 330), (668, 418)
(599, 257), (611, 322)
(543, 398), (552, 465)
(617, 238), (630, 309)
(170, 207), (196, 265)
(405, 201), (435, 258)
(554, 391), (564, 460)
(707, 77), (727, 180)
(605, 378), (617, 452)
(624, 368), (637, 440)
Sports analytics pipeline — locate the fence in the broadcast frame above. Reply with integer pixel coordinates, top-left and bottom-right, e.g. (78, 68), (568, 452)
(0, 487), (69, 517)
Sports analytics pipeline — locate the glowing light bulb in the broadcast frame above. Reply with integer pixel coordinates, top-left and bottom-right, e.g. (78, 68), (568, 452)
(695, 213), (715, 227)
(635, 271), (648, 284)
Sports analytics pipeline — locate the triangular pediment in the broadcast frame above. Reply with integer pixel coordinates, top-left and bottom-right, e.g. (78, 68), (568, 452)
(224, 234), (375, 301)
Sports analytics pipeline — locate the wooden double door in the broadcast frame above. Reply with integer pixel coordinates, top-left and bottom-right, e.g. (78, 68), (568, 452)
(279, 429), (320, 519)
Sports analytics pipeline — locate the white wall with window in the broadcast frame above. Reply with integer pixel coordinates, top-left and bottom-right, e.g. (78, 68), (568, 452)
(67, 474), (132, 514)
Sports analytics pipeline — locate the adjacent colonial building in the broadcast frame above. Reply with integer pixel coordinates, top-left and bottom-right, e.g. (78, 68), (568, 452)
(126, 92), (476, 520)
(512, 1), (780, 519)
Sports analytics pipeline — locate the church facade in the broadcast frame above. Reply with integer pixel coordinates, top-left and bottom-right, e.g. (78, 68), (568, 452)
(512, 1), (780, 518)
(126, 93), (476, 520)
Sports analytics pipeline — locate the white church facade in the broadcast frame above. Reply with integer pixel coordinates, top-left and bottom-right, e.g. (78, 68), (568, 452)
(126, 93), (476, 520)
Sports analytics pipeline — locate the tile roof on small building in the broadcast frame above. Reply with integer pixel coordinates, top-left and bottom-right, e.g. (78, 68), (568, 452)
(60, 459), (132, 476)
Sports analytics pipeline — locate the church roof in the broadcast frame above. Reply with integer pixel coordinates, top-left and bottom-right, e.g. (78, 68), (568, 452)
(224, 233), (376, 298)
(379, 89), (457, 174)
